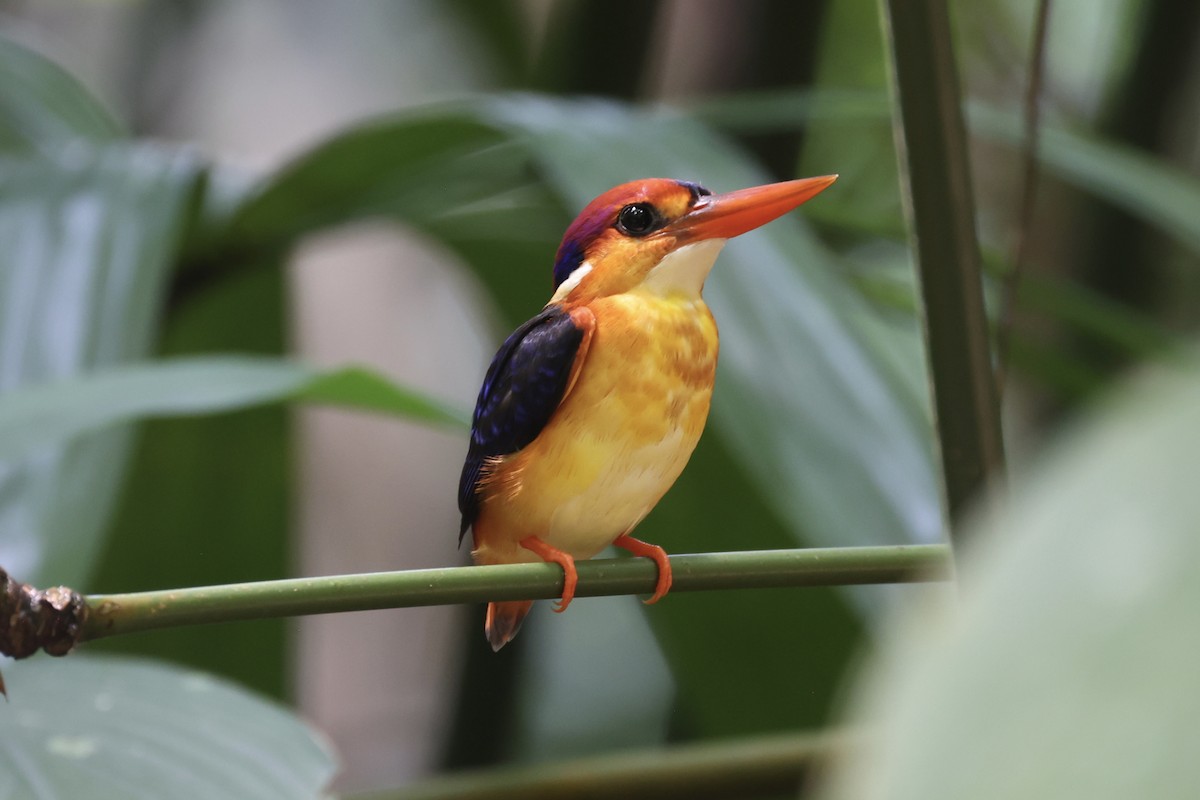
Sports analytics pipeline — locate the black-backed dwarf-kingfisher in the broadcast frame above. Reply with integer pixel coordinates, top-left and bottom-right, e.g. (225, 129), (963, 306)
(458, 175), (837, 650)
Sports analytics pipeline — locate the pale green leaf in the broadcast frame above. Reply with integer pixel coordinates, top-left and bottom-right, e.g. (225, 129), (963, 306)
(0, 38), (123, 154)
(0, 656), (335, 800)
(0, 356), (468, 461)
(0, 146), (203, 587)
(821, 357), (1200, 800)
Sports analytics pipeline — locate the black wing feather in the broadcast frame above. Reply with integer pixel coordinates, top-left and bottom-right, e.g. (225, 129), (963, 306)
(457, 305), (586, 543)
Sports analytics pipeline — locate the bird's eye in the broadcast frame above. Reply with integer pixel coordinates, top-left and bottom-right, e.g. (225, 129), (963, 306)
(616, 203), (659, 236)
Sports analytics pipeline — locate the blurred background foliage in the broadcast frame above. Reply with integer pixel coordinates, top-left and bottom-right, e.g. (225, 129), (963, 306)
(0, 0), (1197, 797)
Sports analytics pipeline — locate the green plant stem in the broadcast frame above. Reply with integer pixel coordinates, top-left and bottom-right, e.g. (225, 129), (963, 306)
(995, 0), (1052, 391)
(351, 730), (846, 800)
(881, 0), (1006, 529)
(83, 545), (949, 642)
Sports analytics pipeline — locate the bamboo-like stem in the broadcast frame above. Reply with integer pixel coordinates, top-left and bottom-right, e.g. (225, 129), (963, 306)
(881, 0), (1006, 530)
(351, 730), (847, 800)
(82, 545), (949, 642)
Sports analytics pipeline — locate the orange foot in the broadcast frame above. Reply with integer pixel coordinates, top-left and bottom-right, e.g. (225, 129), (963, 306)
(614, 534), (673, 604)
(520, 536), (579, 613)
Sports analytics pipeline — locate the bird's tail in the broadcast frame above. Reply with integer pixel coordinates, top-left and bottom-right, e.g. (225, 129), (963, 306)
(485, 600), (533, 652)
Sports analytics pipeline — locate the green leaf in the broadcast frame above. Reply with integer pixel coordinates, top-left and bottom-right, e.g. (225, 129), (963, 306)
(968, 103), (1200, 259)
(798, 1), (901, 230)
(0, 146), (204, 587)
(223, 111), (528, 252)
(89, 267), (292, 700)
(0, 355), (468, 461)
(302, 365), (470, 426)
(1017, 273), (1177, 360)
(0, 37), (123, 154)
(819, 357), (1200, 800)
(442, 0), (528, 85)
(0, 655), (335, 799)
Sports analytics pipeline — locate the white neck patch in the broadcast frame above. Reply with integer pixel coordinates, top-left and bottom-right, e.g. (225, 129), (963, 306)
(549, 262), (592, 304)
(640, 239), (727, 297)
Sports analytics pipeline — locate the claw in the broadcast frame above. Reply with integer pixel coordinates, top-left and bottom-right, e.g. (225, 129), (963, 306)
(520, 536), (579, 612)
(613, 534), (672, 603)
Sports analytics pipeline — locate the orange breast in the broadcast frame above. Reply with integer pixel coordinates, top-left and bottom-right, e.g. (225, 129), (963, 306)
(472, 292), (719, 565)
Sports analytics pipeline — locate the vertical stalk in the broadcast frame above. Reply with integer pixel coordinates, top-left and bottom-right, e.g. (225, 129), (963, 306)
(880, 0), (1006, 534)
(996, 0), (1052, 391)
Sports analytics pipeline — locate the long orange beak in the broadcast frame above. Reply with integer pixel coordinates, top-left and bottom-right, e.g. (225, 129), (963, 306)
(672, 175), (837, 242)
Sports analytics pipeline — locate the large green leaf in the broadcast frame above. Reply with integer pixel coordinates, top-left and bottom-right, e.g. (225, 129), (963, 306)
(798, 0), (900, 232)
(222, 113), (536, 252)
(820, 357), (1200, 800)
(0, 37), (123, 155)
(0, 356), (466, 461)
(0, 655), (335, 799)
(0, 146), (204, 587)
(88, 268), (292, 700)
(0, 341), (465, 695)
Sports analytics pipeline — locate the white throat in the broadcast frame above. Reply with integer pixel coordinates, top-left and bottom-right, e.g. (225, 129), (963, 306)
(640, 239), (727, 298)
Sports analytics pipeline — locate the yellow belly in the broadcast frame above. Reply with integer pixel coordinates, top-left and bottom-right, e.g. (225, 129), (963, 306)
(473, 292), (718, 565)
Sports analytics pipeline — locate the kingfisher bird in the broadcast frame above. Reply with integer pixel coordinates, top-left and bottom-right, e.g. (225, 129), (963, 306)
(458, 175), (837, 651)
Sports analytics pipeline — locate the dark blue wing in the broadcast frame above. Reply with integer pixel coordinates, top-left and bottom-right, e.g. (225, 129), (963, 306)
(458, 305), (588, 543)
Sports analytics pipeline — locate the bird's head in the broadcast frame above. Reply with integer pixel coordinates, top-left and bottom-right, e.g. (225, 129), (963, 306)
(548, 175), (837, 304)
